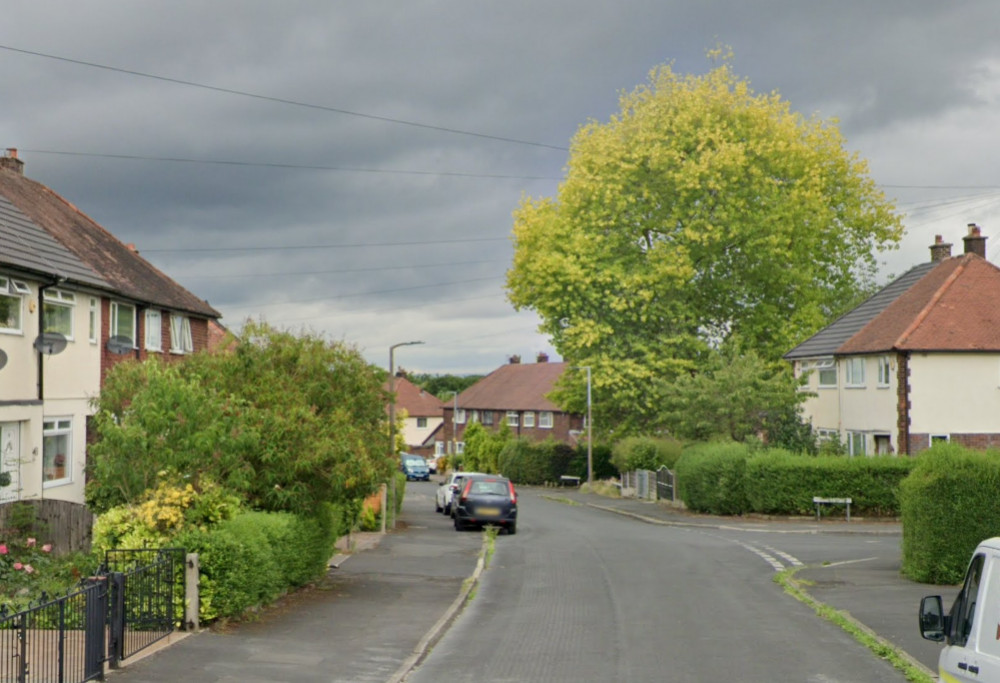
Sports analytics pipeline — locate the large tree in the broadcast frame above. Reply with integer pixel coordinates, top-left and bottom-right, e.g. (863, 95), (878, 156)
(506, 53), (902, 436)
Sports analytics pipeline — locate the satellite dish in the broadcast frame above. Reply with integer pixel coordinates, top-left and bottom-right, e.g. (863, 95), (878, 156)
(106, 335), (135, 355)
(33, 332), (67, 355)
(0, 349), (7, 370)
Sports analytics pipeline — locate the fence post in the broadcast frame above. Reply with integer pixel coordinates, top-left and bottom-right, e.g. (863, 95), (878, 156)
(186, 553), (200, 631)
(107, 572), (126, 669)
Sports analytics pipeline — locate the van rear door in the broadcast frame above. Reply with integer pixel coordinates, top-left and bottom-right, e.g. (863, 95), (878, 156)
(940, 546), (1000, 681)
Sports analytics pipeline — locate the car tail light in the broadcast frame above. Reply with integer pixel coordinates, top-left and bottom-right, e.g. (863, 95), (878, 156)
(459, 479), (473, 503)
(508, 480), (517, 504)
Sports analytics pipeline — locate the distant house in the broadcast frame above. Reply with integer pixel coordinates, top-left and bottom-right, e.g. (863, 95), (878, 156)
(785, 224), (1000, 456)
(0, 148), (221, 506)
(441, 353), (583, 454)
(387, 374), (445, 457)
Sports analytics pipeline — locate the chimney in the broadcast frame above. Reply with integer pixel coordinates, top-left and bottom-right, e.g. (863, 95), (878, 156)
(963, 223), (987, 259)
(929, 235), (952, 263)
(508, 354), (521, 364)
(536, 352), (549, 363)
(0, 148), (24, 175)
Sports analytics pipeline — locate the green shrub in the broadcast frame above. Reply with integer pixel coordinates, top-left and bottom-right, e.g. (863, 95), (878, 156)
(745, 451), (914, 516)
(567, 443), (616, 481)
(611, 436), (684, 473)
(497, 438), (572, 485)
(900, 443), (1000, 584)
(674, 442), (751, 515)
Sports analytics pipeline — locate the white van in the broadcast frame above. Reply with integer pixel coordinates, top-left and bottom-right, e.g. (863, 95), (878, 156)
(920, 537), (1000, 681)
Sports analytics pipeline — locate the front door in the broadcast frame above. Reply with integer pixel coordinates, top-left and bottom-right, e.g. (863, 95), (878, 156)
(0, 422), (20, 503)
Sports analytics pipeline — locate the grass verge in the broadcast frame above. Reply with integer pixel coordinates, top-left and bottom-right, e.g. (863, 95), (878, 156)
(775, 567), (934, 683)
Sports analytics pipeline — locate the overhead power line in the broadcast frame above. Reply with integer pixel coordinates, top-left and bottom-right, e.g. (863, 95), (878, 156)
(142, 236), (508, 254)
(0, 44), (569, 152)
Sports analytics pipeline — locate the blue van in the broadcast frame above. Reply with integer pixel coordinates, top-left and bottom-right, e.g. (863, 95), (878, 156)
(400, 454), (430, 481)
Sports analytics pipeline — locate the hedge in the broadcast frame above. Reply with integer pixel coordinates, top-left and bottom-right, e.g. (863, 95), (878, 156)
(900, 443), (1000, 584)
(674, 443), (751, 515)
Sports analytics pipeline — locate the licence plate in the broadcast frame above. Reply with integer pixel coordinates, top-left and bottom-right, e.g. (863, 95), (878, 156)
(476, 507), (501, 516)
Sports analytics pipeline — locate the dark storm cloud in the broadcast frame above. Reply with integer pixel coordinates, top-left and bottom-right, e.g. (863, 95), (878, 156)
(2, 1), (999, 373)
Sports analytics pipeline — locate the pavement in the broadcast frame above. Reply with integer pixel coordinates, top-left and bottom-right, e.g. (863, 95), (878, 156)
(105, 485), (955, 682)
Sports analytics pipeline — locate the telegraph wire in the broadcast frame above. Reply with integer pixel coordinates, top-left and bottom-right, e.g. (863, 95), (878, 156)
(141, 237), (508, 254)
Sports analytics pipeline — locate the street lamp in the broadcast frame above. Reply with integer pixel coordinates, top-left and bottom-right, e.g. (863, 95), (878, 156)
(573, 365), (593, 484)
(445, 390), (459, 458)
(388, 341), (424, 531)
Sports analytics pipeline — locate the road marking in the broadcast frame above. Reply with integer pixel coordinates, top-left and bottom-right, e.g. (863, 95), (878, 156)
(822, 556), (877, 568)
(763, 544), (803, 567)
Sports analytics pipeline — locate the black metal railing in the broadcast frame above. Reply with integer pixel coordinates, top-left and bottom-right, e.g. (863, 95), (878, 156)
(0, 547), (185, 682)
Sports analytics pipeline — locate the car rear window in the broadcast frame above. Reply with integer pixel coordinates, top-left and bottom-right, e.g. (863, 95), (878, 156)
(470, 480), (508, 495)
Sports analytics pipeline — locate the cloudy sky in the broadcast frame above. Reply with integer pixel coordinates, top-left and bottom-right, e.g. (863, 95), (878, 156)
(2, 2), (999, 375)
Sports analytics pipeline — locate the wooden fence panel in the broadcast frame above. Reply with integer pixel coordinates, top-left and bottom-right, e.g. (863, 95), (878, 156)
(0, 499), (94, 553)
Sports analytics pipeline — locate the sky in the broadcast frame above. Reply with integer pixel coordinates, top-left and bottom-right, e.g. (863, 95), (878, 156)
(2, 2), (999, 375)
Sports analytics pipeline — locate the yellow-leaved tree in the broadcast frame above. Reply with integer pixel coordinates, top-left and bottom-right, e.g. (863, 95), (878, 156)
(506, 52), (903, 437)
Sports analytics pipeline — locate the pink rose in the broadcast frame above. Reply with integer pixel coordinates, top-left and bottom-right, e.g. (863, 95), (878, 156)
(26, 538), (36, 548)
(0, 544), (7, 555)
(24, 565), (34, 574)
(42, 544), (52, 553)
(13, 562), (22, 571)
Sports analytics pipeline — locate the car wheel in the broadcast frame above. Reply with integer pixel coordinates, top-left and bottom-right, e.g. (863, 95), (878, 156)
(444, 503), (451, 516)
(507, 523), (517, 535)
(435, 500), (442, 512)
(454, 517), (464, 531)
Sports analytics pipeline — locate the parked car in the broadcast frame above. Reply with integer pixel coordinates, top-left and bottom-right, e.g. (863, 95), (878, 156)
(453, 475), (518, 535)
(400, 453), (430, 481)
(436, 471), (484, 515)
(920, 536), (1000, 680)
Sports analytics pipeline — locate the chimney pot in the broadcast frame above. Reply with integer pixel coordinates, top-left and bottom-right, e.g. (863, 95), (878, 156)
(0, 148), (24, 175)
(509, 354), (521, 364)
(536, 352), (549, 363)
(930, 235), (952, 263)
(963, 223), (987, 259)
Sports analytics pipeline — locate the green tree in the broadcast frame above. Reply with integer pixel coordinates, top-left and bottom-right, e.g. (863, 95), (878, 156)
(506, 51), (902, 436)
(87, 321), (390, 515)
(462, 421), (511, 473)
(657, 349), (809, 444)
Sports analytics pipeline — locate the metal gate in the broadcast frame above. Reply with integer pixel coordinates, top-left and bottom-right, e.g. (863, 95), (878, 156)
(105, 548), (184, 664)
(656, 466), (675, 502)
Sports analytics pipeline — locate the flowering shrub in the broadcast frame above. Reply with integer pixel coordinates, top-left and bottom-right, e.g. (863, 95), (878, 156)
(0, 537), (54, 606)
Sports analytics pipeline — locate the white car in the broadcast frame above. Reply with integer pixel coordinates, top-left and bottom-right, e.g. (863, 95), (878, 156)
(435, 471), (485, 515)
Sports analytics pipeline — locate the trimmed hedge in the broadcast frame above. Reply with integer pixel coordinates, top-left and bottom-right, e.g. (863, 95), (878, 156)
(176, 501), (352, 622)
(900, 443), (1000, 584)
(674, 443), (751, 515)
(611, 436), (683, 473)
(499, 438), (574, 485)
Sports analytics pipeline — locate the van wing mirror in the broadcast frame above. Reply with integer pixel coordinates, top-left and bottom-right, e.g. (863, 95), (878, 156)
(920, 595), (946, 642)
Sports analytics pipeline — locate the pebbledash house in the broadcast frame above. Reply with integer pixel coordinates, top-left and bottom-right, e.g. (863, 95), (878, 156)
(785, 224), (1000, 456)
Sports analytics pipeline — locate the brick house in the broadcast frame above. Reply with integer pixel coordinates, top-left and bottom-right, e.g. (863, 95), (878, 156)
(785, 224), (1000, 456)
(441, 353), (584, 454)
(386, 374), (446, 457)
(0, 149), (220, 506)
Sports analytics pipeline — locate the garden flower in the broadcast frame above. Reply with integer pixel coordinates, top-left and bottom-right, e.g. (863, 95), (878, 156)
(42, 544), (52, 553)
(26, 538), (36, 547)
(24, 565), (34, 574)
(13, 562), (22, 570)
(0, 544), (7, 555)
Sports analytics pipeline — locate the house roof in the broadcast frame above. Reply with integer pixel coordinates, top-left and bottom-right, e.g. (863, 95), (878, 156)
(786, 251), (1000, 359)
(457, 361), (567, 412)
(388, 375), (446, 417)
(0, 163), (220, 318)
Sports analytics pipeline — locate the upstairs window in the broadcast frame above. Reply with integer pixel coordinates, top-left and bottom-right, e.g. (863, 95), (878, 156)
(815, 359), (837, 388)
(455, 409), (466, 425)
(523, 411), (536, 428)
(507, 411), (519, 427)
(845, 357), (866, 387)
(42, 289), (75, 339)
(88, 298), (98, 343)
(145, 310), (162, 351)
(170, 314), (193, 353)
(416, 417), (428, 429)
(0, 277), (30, 333)
(877, 356), (891, 387)
(482, 411), (494, 426)
(539, 411), (554, 429)
(109, 302), (136, 347)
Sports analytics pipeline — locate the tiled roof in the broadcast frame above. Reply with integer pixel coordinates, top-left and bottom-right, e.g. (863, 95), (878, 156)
(786, 253), (1000, 358)
(458, 361), (566, 412)
(389, 376), (446, 417)
(0, 166), (220, 318)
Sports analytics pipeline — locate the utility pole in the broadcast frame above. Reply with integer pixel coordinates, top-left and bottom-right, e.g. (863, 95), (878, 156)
(387, 341), (423, 530)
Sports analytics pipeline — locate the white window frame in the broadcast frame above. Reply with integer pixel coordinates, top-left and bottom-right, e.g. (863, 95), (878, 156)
(455, 409), (466, 425)
(42, 417), (72, 486)
(482, 411), (494, 426)
(539, 411), (554, 429)
(523, 411), (536, 428)
(0, 276), (30, 334)
(815, 358), (837, 388)
(42, 288), (76, 340)
(89, 298), (98, 344)
(456, 441), (465, 454)
(145, 309), (162, 351)
(469, 410), (479, 424)
(845, 357), (866, 388)
(816, 428), (839, 443)
(506, 411), (519, 427)
(931, 434), (950, 446)
(848, 431), (867, 457)
(170, 314), (193, 354)
(109, 301), (137, 348)
(416, 417), (427, 429)
(877, 356), (891, 388)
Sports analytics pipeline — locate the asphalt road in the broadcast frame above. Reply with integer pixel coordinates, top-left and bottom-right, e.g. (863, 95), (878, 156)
(407, 488), (913, 682)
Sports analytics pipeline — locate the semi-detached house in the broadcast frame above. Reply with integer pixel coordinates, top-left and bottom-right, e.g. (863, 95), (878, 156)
(785, 224), (1000, 456)
(0, 149), (220, 509)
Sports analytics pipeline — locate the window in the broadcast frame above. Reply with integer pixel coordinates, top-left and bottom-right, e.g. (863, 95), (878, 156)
(170, 314), (193, 353)
(42, 289), (75, 339)
(539, 411), (554, 429)
(88, 298), (98, 343)
(416, 417), (428, 429)
(931, 434), (949, 445)
(435, 441), (445, 456)
(816, 428), (839, 443)
(470, 410), (479, 423)
(145, 310), (162, 351)
(43, 418), (72, 484)
(877, 356), (891, 387)
(507, 411), (519, 427)
(455, 409), (466, 425)
(848, 431), (867, 456)
(523, 411), (536, 428)
(815, 359), (837, 388)
(482, 411), (494, 426)
(456, 442), (465, 454)
(845, 357), (866, 387)
(109, 302), (136, 347)
(0, 276), (29, 333)
(952, 554), (986, 647)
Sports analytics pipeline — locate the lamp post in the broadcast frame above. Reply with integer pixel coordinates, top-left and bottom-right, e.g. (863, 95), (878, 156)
(388, 341), (423, 531)
(573, 365), (593, 484)
(445, 390), (459, 459)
